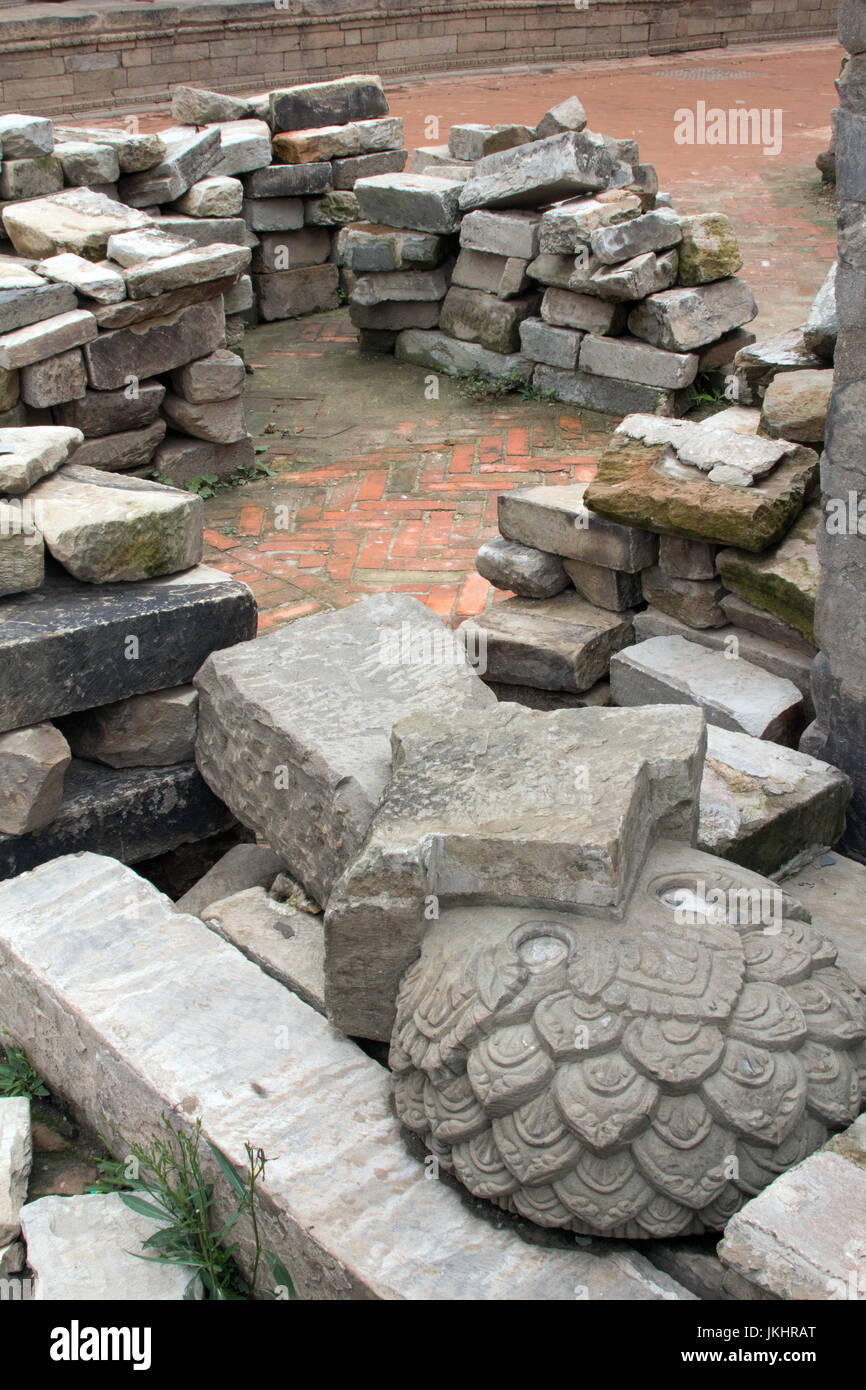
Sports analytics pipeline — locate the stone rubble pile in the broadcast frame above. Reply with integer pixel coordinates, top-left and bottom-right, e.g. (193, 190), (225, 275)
(341, 97), (760, 410)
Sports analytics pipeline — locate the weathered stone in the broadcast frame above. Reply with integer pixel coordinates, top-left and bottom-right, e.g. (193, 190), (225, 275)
(394, 329), (530, 381)
(0, 501), (43, 596)
(0, 853), (688, 1299)
(540, 287), (627, 335)
(20, 349), (86, 408)
(328, 705), (704, 1039)
(106, 227), (194, 267)
(243, 163), (332, 198)
(270, 75), (388, 132)
(174, 176), (243, 219)
(659, 535), (718, 580)
(160, 391), (245, 445)
(21, 1192), (202, 1301)
(580, 333), (697, 389)
(171, 86), (258, 126)
(641, 566), (728, 629)
(459, 132), (618, 212)
(0, 1098), (32, 1245)
(35, 252), (126, 305)
(355, 173), (463, 235)
(448, 124), (534, 161)
(460, 208), (541, 259)
(564, 556), (643, 611)
(629, 279), (758, 352)
(208, 119), (272, 177)
(0, 114), (53, 159)
(729, 329), (825, 404)
(535, 96), (588, 139)
(303, 191), (360, 226)
(118, 128), (221, 207)
(0, 156), (63, 202)
(242, 197), (304, 234)
(533, 364), (680, 417)
(459, 590), (636, 693)
(803, 262), (838, 361)
(698, 725), (850, 874)
(273, 123), (361, 164)
(475, 536), (568, 598)
(718, 1146), (866, 1300)
(29, 463), (202, 584)
(349, 266), (448, 307)
(203, 887), (325, 1013)
(251, 227), (330, 273)
(352, 301), (439, 332)
(0, 424), (82, 495)
(2, 189), (152, 262)
(500, 481), (657, 570)
(539, 190), (641, 253)
(254, 264), (339, 320)
(169, 348), (245, 405)
(698, 327), (757, 373)
(332, 150), (407, 189)
(54, 126), (165, 174)
(585, 434), (819, 552)
(61, 685), (197, 769)
(409, 145), (472, 175)
(611, 635), (805, 743)
(337, 222), (445, 273)
(151, 433), (254, 487)
(720, 593), (816, 651)
(519, 316), (582, 368)
(64, 420), (168, 473)
(354, 117), (404, 154)
(55, 141), (119, 186)
(84, 296), (225, 390)
(0, 262), (76, 336)
(55, 380), (165, 438)
(716, 503), (819, 644)
(440, 286), (540, 354)
(195, 594), (495, 905)
(703, 405), (762, 435)
(527, 253), (584, 288)
(175, 843), (284, 917)
(153, 215), (251, 249)
(224, 275), (253, 318)
(588, 250), (676, 303)
(0, 723), (70, 835)
(452, 249), (530, 299)
(122, 243), (249, 300)
(0, 310), (97, 372)
(760, 369), (833, 443)
(590, 208), (681, 264)
(676, 213), (743, 285)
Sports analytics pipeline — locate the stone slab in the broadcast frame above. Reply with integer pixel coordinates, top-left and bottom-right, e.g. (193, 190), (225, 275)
(61, 685), (197, 769)
(175, 842), (284, 917)
(243, 163), (332, 198)
(716, 503), (819, 644)
(394, 329), (530, 382)
(270, 75), (388, 132)
(117, 128), (221, 208)
(628, 279), (758, 352)
(439, 286), (540, 354)
(580, 334), (698, 389)
(54, 380), (165, 438)
(66, 420), (166, 473)
(641, 566), (728, 629)
(459, 132), (617, 212)
(0, 424), (82, 495)
(20, 349), (87, 409)
(254, 264), (339, 321)
(519, 317), (582, 369)
(782, 854), (866, 994)
(203, 887), (326, 1014)
(475, 536), (568, 598)
(564, 555), (643, 611)
(498, 481), (658, 572)
(720, 593), (816, 653)
(54, 126), (165, 175)
(354, 173), (463, 235)
(0, 309), (96, 371)
(83, 296), (225, 389)
(460, 209), (541, 260)
(2, 189), (152, 262)
(0, 722), (70, 835)
(532, 364), (680, 416)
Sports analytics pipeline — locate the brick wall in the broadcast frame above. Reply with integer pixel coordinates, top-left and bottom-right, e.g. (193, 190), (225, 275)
(0, 0), (838, 119)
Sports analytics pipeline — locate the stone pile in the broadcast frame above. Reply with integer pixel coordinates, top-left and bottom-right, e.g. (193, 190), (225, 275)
(346, 97), (759, 409)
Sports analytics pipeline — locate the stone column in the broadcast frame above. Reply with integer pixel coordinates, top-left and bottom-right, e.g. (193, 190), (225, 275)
(805, 0), (866, 860)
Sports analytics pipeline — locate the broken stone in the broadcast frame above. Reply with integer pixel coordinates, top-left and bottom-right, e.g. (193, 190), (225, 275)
(170, 348), (245, 404)
(106, 227), (194, 267)
(590, 208), (682, 264)
(55, 141), (120, 187)
(175, 843), (284, 917)
(659, 535), (719, 580)
(448, 124), (534, 161)
(0, 309), (97, 371)
(500, 481), (657, 571)
(676, 213), (743, 285)
(326, 704), (704, 1038)
(2, 189), (153, 262)
(171, 86), (258, 126)
(20, 349), (86, 408)
(207, 119), (272, 177)
(475, 536), (568, 598)
(716, 503), (819, 644)
(394, 329), (530, 381)
(760, 369), (833, 443)
(54, 126), (165, 174)
(254, 264), (339, 320)
(83, 296), (225, 390)
(272, 124), (361, 164)
(540, 287), (627, 335)
(610, 635), (805, 743)
(35, 253), (126, 305)
(355, 173), (463, 234)
(354, 117), (404, 153)
(0, 424), (82, 495)
(528, 258), (580, 292)
(349, 267), (448, 307)
(0, 1098), (32, 1245)
(194, 594), (495, 906)
(28, 463), (202, 584)
(628, 279), (758, 352)
(203, 887), (325, 1013)
(803, 262), (838, 361)
(71, 420), (167, 473)
(0, 723), (70, 835)
(0, 262), (76, 336)
(409, 145), (472, 175)
(564, 556), (643, 611)
(151, 433), (254, 487)
(698, 725), (850, 875)
(440, 286), (540, 354)
(54, 380), (165, 438)
(117, 128), (221, 207)
(0, 501), (44, 597)
(539, 190), (641, 253)
(161, 391), (246, 444)
(270, 75), (389, 132)
(451, 249), (530, 299)
(243, 163), (332, 198)
(332, 150), (407, 189)
(460, 208), (541, 259)
(336, 222), (445, 272)
(61, 686), (198, 769)
(535, 96), (588, 138)
(174, 176), (244, 219)
(702, 405), (762, 435)
(720, 593), (817, 651)
(459, 132), (618, 212)
(459, 590), (636, 693)
(0, 114), (53, 159)
(532, 364), (680, 417)
(580, 333), (697, 389)
(122, 243), (249, 300)
(519, 317), (582, 368)
(729, 329), (825, 404)
(641, 566), (728, 629)
(0, 156), (63, 202)
(588, 250), (677, 303)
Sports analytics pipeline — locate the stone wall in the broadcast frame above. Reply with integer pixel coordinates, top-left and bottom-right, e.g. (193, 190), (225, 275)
(0, 0), (838, 120)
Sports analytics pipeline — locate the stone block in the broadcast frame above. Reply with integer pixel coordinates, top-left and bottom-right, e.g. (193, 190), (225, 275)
(3, 189), (152, 262)
(538, 190), (641, 253)
(354, 173), (463, 234)
(394, 329), (530, 380)
(475, 536), (568, 598)
(272, 124), (361, 164)
(336, 222), (446, 272)
(355, 117), (404, 153)
(151, 433), (254, 486)
(451, 248), (529, 299)
(0, 424), (82, 495)
(332, 149), (407, 189)
(676, 214), (743, 285)
(760, 369), (832, 443)
(532, 364), (680, 416)
(803, 262), (837, 361)
(459, 132), (618, 211)
(0, 501), (44, 597)
(208, 119), (272, 177)
(460, 208), (541, 259)
(54, 380), (165, 438)
(519, 316), (582, 368)
(720, 593), (816, 652)
(580, 333), (697, 388)
(590, 208), (682, 264)
(35, 253), (126, 305)
(242, 197), (304, 233)
(564, 556), (643, 611)
(628, 279), (758, 352)
(716, 503), (819, 644)
(269, 75), (388, 132)
(243, 163), (332, 198)
(161, 390), (246, 444)
(55, 141), (120, 186)
(173, 176), (244, 219)
(0, 156), (63, 202)
(350, 266), (448, 306)
(0, 723), (70, 835)
(54, 126), (165, 174)
(303, 191), (360, 226)
(448, 123), (534, 160)
(171, 86), (259, 126)
(0, 263), (76, 336)
(106, 227), (195, 266)
(730, 329), (825, 404)
(535, 96), (587, 138)
(122, 243), (249, 300)
(154, 216), (253, 250)
(170, 348), (245, 404)
(254, 263), (339, 320)
(61, 685), (197, 769)
(175, 842), (284, 917)
(641, 566), (728, 629)
(440, 285), (540, 354)
(117, 127), (221, 207)
(0, 310), (97, 371)
(20, 349), (86, 408)
(351, 301), (440, 331)
(659, 535), (718, 580)
(83, 296), (225, 389)
(0, 114), (53, 159)
(202, 887), (325, 1013)
(251, 227), (330, 272)
(62, 420), (167, 473)
(499, 481), (657, 570)
(589, 250), (678, 303)
(540, 287), (627, 335)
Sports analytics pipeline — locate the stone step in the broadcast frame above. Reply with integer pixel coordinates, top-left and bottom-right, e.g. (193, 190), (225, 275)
(610, 634), (806, 744)
(0, 759), (235, 879)
(0, 853), (692, 1301)
(0, 564), (255, 734)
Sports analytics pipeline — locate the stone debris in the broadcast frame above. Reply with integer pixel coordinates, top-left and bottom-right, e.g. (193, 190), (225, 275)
(20, 349), (87, 409)
(676, 213), (743, 285)
(174, 176), (244, 219)
(475, 536), (568, 598)
(0, 261), (76, 335)
(269, 74), (389, 132)
(0, 723), (71, 835)
(641, 566), (728, 629)
(628, 279), (758, 352)
(459, 132), (618, 211)
(729, 328), (825, 404)
(68, 420), (167, 473)
(394, 330), (531, 382)
(0, 1098), (32, 1246)
(460, 209), (541, 260)
(54, 126), (166, 174)
(354, 173), (464, 234)
(61, 686), (198, 769)
(0, 114), (53, 159)
(118, 127), (222, 207)
(20, 1193), (202, 1300)
(564, 555), (643, 611)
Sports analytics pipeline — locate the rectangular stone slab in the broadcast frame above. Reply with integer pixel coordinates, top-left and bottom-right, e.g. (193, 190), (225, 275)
(0, 760), (234, 879)
(610, 634), (805, 744)
(0, 853), (689, 1299)
(194, 593), (496, 907)
(0, 565), (255, 733)
(459, 132), (617, 211)
(83, 296), (225, 390)
(270, 75), (389, 132)
(499, 481), (658, 571)
(532, 364), (681, 416)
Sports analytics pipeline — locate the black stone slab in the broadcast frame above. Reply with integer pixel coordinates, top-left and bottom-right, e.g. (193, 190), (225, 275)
(0, 563), (256, 733)
(0, 759), (237, 879)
